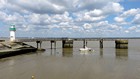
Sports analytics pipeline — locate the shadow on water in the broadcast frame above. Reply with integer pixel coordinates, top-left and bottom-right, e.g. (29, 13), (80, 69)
(62, 48), (73, 57)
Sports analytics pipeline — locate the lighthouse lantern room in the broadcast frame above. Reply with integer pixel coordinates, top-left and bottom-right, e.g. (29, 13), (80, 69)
(10, 24), (16, 42)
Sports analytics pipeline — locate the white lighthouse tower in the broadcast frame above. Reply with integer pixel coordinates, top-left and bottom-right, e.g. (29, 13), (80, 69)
(10, 24), (16, 42)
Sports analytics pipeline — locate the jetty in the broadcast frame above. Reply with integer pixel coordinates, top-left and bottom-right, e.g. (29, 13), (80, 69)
(16, 37), (133, 49)
(0, 42), (37, 58)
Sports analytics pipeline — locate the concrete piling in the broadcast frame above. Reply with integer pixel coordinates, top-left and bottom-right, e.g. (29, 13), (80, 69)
(115, 40), (128, 49)
(50, 40), (56, 49)
(83, 40), (88, 48)
(62, 40), (73, 48)
(36, 41), (41, 49)
(36, 41), (45, 51)
(35, 39), (128, 49)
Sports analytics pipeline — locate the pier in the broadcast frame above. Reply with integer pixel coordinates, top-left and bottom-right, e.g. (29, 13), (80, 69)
(15, 37), (139, 49)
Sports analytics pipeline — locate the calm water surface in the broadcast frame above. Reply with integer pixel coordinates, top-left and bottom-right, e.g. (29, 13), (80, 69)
(0, 39), (140, 79)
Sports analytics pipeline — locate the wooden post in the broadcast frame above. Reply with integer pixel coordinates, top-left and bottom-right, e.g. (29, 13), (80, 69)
(86, 40), (87, 46)
(62, 40), (65, 48)
(100, 39), (103, 48)
(83, 40), (85, 48)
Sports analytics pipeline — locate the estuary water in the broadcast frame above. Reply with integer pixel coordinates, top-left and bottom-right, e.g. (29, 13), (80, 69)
(0, 39), (140, 79)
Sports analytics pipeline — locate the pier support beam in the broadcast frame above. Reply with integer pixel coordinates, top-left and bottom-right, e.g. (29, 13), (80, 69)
(115, 40), (128, 49)
(36, 41), (42, 49)
(50, 40), (56, 49)
(100, 39), (103, 48)
(62, 40), (73, 48)
(83, 40), (87, 48)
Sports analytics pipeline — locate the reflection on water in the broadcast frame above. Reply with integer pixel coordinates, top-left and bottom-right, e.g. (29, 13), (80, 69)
(62, 48), (73, 57)
(1, 40), (140, 79)
(79, 50), (95, 55)
(50, 49), (56, 55)
(99, 48), (128, 59)
(100, 48), (103, 57)
(115, 49), (128, 59)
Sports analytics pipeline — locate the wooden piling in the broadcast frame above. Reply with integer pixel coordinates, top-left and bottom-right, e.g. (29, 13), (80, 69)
(83, 40), (87, 48)
(83, 40), (85, 48)
(100, 39), (103, 48)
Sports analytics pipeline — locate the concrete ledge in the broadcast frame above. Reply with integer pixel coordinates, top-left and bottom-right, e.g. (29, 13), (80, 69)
(0, 42), (37, 58)
(115, 40), (128, 44)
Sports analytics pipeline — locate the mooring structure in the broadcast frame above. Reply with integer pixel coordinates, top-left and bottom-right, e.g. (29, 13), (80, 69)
(15, 37), (132, 49)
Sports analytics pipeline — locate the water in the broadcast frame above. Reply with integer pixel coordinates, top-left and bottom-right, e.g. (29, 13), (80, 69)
(0, 39), (140, 79)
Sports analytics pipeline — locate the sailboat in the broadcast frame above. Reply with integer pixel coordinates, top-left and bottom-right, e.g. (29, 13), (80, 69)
(79, 45), (92, 51)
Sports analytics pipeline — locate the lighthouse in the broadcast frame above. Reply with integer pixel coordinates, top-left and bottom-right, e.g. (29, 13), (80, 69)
(10, 24), (16, 42)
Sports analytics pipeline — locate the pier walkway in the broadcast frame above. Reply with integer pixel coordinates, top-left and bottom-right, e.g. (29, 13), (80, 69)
(14, 37), (140, 49)
(16, 37), (140, 42)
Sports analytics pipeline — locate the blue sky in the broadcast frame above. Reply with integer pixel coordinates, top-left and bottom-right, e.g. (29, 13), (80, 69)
(0, 0), (140, 37)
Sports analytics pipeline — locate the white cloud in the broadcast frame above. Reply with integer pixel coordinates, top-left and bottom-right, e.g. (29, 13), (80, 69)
(0, 0), (6, 9)
(92, 21), (123, 32)
(120, 8), (140, 17)
(86, 9), (103, 17)
(96, 21), (109, 27)
(126, 25), (140, 33)
(125, 30), (129, 33)
(2, 0), (138, 37)
(114, 8), (140, 24)
(73, 2), (123, 22)
(128, 26), (137, 31)
(114, 17), (127, 24)
(3, 0), (122, 14)
(0, 11), (7, 21)
(83, 14), (106, 22)
(112, 2), (124, 12)
(132, 14), (140, 24)
(114, 17), (125, 23)
(103, 2), (124, 14)
(83, 23), (92, 29)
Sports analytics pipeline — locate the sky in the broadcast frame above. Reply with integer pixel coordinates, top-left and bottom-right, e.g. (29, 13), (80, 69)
(0, 0), (140, 37)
